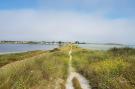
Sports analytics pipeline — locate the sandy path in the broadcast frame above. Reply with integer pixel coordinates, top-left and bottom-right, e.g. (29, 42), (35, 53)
(66, 45), (91, 89)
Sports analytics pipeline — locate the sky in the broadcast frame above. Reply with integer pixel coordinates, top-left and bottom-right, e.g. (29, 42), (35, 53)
(0, 0), (135, 44)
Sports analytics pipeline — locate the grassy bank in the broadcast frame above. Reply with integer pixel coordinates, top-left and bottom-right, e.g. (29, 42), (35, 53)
(0, 47), (69, 89)
(0, 50), (46, 67)
(72, 46), (135, 89)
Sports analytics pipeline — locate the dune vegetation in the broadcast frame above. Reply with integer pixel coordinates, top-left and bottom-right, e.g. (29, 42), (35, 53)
(72, 46), (135, 89)
(0, 48), (69, 89)
(0, 45), (135, 89)
(0, 50), (45, 67)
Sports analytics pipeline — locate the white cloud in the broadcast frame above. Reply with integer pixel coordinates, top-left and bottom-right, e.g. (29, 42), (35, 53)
(0, 10), (135, 44)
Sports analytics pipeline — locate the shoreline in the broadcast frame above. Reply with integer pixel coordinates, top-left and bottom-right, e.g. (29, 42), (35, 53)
(0, 51), (29, 55)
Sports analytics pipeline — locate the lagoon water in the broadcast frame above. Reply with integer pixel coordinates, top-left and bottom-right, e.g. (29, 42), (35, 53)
(0, 44), (58, 54)
(0, 44), (135, 54)
(79, 44), (135, 50)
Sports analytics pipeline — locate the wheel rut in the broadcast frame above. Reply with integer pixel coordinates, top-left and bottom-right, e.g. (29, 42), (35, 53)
(66, 45), (91, 89)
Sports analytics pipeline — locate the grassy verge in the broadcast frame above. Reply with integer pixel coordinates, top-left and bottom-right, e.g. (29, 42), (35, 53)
(72, 46), (135, 89)
(0, 50), (45, 67)
(0, 47), (69, 89)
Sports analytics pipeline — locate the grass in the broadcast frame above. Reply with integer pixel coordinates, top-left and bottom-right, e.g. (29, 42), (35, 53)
(72, 77), (82, 89)
(0, 47), (69, 89)
(0, 50), (45, 67)
(72, 46), (135, 89)
(0, 45), (135, 89)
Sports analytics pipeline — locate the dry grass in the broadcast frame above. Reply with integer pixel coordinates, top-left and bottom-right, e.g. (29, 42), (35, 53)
(72, 77), (82, 89)
(72, 47), (135, 89)
(0, 50), (45, 67)
(0, 48), (69, 89)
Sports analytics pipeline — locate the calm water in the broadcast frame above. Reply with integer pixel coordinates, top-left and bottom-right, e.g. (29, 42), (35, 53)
(0, 44), (135, 54)
(0, 44), (58, 54)
(79, 44), (135, 50)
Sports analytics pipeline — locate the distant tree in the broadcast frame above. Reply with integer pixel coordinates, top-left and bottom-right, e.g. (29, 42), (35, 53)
(58, 41), (63, 47)
(58, 41), (62, 45)
(75, 41), (79, 44)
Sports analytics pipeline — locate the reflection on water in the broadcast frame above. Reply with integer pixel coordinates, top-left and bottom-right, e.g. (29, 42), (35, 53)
(0, 44), (58, 53)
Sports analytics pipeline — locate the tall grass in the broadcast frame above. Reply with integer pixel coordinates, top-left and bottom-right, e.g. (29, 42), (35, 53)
(0, 50), (45, 67)
(72, 47), (135, 89)
(0, 49), (69, 89)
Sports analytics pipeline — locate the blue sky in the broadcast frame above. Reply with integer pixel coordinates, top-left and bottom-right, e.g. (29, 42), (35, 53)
(0, 0), (135, 18)
(0, 0), (38, 9)
(0, 0), (135, 44)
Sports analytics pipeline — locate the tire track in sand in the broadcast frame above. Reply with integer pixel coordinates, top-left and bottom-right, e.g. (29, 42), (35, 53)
(66, 45), (91, 89)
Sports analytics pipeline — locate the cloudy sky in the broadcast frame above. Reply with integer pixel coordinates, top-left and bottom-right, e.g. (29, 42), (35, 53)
(0, 0), (135, 44)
